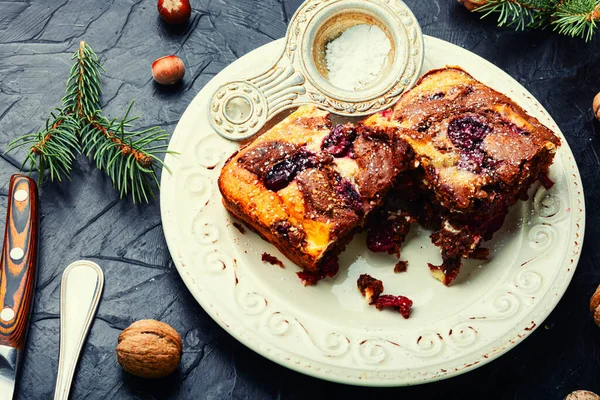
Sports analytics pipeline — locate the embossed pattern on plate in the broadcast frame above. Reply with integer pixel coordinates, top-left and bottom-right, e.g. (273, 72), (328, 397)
(161, 36), (585, 386)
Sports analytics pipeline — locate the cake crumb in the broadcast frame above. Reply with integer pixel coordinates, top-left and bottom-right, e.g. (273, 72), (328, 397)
(394, 260), (408, 273)
(357, 274), (383, 304)
(261, 252), (284, 268)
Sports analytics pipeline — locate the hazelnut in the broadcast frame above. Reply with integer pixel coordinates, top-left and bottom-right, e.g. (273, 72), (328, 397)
(589, 284), (600, 312)
(458, 0), (487, 11)
(152, 55), (185, 85)
(116, 319), (182, 379)
(565, 391), (600, 400)
(593, 92), (600, 120)
(157, 0), (191, 25)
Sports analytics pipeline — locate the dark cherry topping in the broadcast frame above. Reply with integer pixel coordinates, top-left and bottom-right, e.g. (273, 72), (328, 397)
(264, 158), (296, 191)
(293, 149), (321, 170)
(334, 178), (363, 213)
(374, 295), (413, 318)
(367, 219), (397, 253)
(366, 213), (412, 256)
(321, 124), (356, 157)
(448, 116), (491, 150)
(263, 149), (320, 191)
(447, 115), (492, 173)
(509, 122), (530, 136)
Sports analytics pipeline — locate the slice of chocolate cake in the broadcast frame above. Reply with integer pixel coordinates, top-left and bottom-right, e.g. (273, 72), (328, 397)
(218, 106), (415, 285)
(364, 67), (560, 285)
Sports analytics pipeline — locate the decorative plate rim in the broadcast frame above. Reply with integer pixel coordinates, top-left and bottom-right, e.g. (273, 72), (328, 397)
(160, 35), (586, 387)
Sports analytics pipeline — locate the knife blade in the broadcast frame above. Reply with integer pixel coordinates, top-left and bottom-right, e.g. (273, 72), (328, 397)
(0, 175), (38, 400)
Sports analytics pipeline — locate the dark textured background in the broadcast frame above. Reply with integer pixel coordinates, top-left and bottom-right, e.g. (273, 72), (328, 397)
(0, 0), (599, 399)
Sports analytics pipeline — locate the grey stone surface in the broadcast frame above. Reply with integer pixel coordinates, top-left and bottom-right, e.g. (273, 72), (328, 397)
(0, 0), (598, 399)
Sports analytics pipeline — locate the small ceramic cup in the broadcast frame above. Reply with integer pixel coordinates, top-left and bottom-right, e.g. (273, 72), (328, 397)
(209, 0), (424, 141)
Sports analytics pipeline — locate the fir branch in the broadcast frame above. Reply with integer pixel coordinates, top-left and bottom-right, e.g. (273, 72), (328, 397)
(4, 40), (172, 203)
(5, 109), (79, 184)
(62, 41), (103, 119)
(553, 0), (600, 41)
(463, 0), (600, 40)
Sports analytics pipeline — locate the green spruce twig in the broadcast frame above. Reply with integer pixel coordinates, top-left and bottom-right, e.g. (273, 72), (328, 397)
(5, 109), (80, 184)
(554, 0), (600, 41)
(4, 41), (172, 203)
(461, 0), (600, 41)
(80, 103), (171, 203)
(62, 41), (103, 119)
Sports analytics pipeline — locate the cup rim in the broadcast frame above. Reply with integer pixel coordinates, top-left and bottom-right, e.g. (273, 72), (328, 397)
(298, 0), (422, 102)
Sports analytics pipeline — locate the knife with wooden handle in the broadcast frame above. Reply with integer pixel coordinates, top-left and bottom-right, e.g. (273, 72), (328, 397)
(0, 175), (38, 400)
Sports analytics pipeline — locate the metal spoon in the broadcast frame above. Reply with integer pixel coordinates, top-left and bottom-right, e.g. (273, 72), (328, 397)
(53, 260), (104, 400)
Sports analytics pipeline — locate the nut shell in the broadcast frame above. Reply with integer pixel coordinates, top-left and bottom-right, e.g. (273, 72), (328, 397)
(593, 305), (600, 328)
(565, 390), (600, 400)
(116, 319), (182, 379)
(589, 284), (600, 312)
(458, 0), (488, 11)
(152, 55), (185, 85)
(593, 92), (600, 121)
(157, 0), (191, 24)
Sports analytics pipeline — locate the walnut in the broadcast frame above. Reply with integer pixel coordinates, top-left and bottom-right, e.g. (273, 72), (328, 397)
(564, 390), (600, 400)
(590, 284), (600, 327)
(590, 284), (600, 311)
(116, 319), (183, 378)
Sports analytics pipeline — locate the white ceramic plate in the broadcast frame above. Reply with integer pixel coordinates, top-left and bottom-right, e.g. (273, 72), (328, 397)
(160, 36), (585, 386)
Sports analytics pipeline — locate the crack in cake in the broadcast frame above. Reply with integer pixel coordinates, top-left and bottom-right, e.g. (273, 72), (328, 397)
(218, 67), (560, 286)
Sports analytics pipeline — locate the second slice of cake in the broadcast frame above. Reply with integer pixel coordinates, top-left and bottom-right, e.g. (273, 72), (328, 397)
(364, 67), (561, 285)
